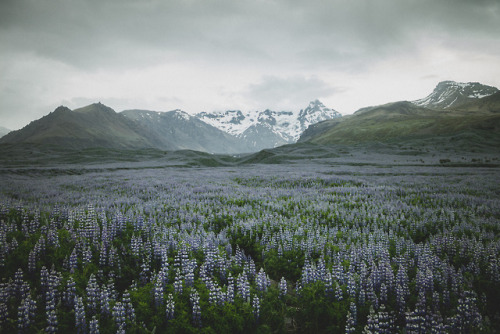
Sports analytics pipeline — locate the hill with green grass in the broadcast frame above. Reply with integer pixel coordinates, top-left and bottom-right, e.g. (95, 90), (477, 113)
(0, 103), (164, 149)
(299, 93), (500, 151)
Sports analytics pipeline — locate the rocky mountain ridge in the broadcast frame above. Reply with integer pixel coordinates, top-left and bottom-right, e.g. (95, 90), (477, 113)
(412, 81), (498, 109)
(196, 100), (341, 148)
(299, 81), (500, 147)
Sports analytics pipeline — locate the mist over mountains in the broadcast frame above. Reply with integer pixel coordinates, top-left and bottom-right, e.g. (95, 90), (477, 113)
(1, 81), (499, 155)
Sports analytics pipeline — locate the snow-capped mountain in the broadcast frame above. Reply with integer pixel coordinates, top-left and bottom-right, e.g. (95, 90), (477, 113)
(0, 100), (341, 153)
(298, 100), (342, 135)
(195, 100), (340, 150)
(412, 81), (499, 109)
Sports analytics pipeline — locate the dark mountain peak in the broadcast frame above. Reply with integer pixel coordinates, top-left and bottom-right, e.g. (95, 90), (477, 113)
(298, 100), (341, 126)
(257, 111), (277, 126)
(169, 109), (191, 118)
(435, 81), (498, 96)
(53, 105), (72, 114)
(301, 100), (324, 114)
(300, 99), (340, 116)
(0, 103), (160, 149)
(168, 108), (184, 113)
(310, 99), (324, 107)
(74, 102), (116, 114)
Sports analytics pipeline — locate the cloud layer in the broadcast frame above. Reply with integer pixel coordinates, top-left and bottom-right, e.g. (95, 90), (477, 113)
(1, 0), (500, 129)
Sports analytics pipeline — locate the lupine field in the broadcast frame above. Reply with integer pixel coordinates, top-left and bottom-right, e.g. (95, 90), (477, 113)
(0, 156), (500, 333)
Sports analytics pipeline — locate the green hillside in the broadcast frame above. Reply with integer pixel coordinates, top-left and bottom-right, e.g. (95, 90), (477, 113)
(300, 98), (500, 149)
(0, 103), (164, 149)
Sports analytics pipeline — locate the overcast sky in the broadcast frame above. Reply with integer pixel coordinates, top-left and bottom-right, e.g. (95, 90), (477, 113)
(1, 0), (500, 130)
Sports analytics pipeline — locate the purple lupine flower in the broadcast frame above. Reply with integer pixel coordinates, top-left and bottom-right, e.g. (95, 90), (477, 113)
(347, 273), (356, 299)
(377, 304), (394, 334)
(380, 283), (388, 304)
(345, 311), (356, 333)
(86, 273), (99, 316)
(226, 273), (235, 304)
(69, 247), (78, 273)
(75, 296), (87, 334)
(14, 268), (26, 298)
(122, 290), (135, 323)
(207, 279), (220, 306)
(139, 256), (151, 285)
(174, 268), (183, 294)
(82, 245), (92, 264)
(237, 271), (250, 301)
(349, 301), (357, 326)
(100, 285), (111, 317)
(395, 284), (406, 317)
(89, 315), (99, 334)
(112, 301), (126, 331)
(255, 268), (270, 293)
(28, 247), (37, 273)
(190, 289), (202, 328)
(454, 290), (482, 332)
(335, 281), (343, 301)
(45, 309), (58, 333)
(17, 295), (36, 332)
(252, 294), (260, 320)
(364, 306), (379, 333)
(279, 277), (287, 298)
(154, 271), (165, 308)
(166, 293), (175, 320)
(99, 242), (107, 267)
(184, 262), (195, 288)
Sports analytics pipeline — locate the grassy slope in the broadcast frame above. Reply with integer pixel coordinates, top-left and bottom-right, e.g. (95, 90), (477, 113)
(0, 104), (161, 149)
(307, 101), (500, 147)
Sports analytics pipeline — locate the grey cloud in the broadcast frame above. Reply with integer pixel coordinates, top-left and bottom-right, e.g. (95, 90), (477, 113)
(2, 0), (499, 71)
(1, 0), (500, 128)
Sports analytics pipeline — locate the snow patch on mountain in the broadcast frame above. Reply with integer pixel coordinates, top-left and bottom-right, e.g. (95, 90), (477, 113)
(196, 110), (253, 136)
(195, 100), (340, 146)
(413, 81), (499, 109)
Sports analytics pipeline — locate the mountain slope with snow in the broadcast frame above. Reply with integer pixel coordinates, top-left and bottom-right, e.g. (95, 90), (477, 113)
(412, 81), (499, 109)
(300, 83), (500, 148)
(121, 109), (248, 154)
(195, 100), (340, 150)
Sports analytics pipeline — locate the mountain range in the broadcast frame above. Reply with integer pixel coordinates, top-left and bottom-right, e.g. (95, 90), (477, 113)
(413, 81), (498, 109)
(0, 104), (161, 149)
(120, 109), (248, 153)
(196, 100), (341, 149)
(0, 100), (339, 153)
(1, 80), (499, 154)
(299, 81), (500, 148)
